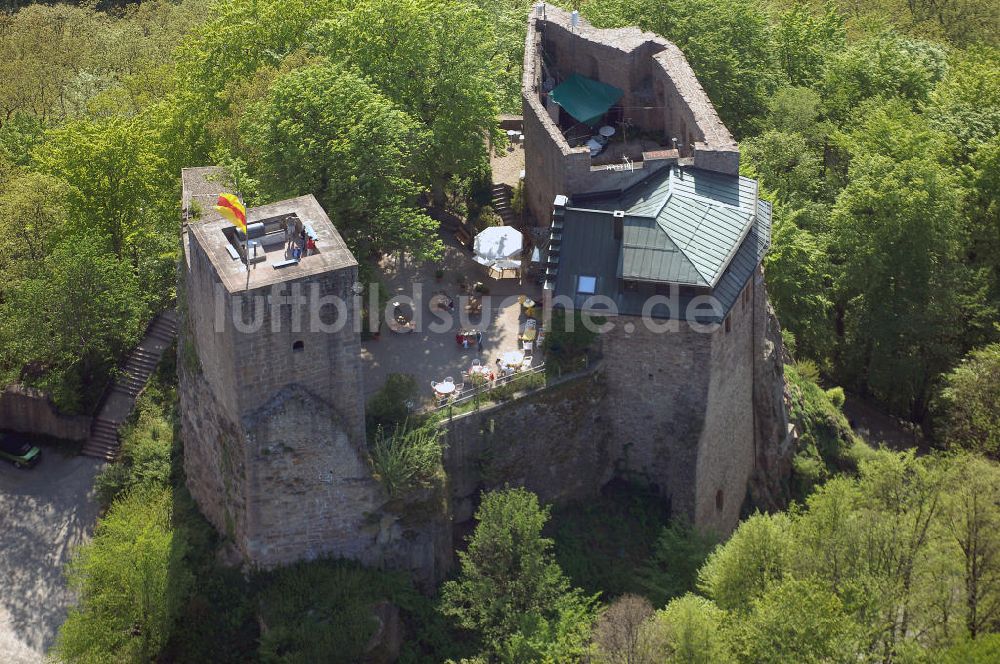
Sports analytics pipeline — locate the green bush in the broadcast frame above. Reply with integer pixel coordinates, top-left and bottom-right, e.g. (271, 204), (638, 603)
(785, 363), (868, 501)
(550, 481), (671, 599)
(368, 420), (444, 497)
(93, 392), (175, 509)
(53, 487), (191, 663)
(825, 386), (846, 409)
(637, 519), (719, 607)
(366, 372), (419, 436)
(543, 310), (601, 375)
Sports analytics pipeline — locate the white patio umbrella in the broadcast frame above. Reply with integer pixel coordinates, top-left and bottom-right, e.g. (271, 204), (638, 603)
(473, 226), (523, 279)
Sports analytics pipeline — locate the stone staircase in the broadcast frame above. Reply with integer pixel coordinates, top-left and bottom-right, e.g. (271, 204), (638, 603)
(82, 310), (178, 461)
(491, 183), (516, 226)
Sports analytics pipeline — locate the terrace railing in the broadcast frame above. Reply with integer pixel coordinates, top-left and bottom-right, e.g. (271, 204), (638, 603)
(432, 355), (593, 415)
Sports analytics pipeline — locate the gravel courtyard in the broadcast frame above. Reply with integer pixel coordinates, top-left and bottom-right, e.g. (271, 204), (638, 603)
(0, 449), (102, 663)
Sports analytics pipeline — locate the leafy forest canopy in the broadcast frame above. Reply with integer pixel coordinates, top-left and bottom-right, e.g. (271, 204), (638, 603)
(0, 0), (998, 661)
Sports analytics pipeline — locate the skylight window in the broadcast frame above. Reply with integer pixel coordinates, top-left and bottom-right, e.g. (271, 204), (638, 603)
(577, 275), (597, 294)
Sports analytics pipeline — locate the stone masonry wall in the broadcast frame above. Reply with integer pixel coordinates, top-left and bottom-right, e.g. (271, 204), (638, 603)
(522, 7), (739, 225)
(694, 278), (757, 534)
(228, 268), (365, 447)
(600, 318), (713, 521)
(179, 364), (250, 547)
(0, 384), (91, 441)
(244, 385), (451, 587)
(442, 370), (613, 523)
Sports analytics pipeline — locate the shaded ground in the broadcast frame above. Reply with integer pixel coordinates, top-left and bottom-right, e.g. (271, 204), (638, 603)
(842, 393), (924, 451)
(0, 449), (102, 663)
(361, 231), (543, 404)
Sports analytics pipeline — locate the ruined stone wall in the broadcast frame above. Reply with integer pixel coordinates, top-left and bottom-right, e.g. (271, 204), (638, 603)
(0, 384), (91, 441)
(244, 385), (450, 586)
(179, 364), (250, 549)
(442, 371), (612, 523)
(522, 7), (740, 224)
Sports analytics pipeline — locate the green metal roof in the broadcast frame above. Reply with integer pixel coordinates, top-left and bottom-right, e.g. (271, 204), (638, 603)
(552, 166), (771, 322)
(586, 166), (756, 287)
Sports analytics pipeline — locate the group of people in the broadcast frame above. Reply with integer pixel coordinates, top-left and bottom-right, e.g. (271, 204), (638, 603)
(281, 217), (316, 261)
(456, 329), (483, 351)
(493, 357), (517, 378)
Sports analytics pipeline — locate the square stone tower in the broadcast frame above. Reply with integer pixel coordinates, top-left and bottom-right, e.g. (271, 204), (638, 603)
(179, 167), (381, 567)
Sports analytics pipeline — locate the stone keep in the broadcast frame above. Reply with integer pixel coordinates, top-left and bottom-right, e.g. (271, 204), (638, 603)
(178, 168), (449, 578)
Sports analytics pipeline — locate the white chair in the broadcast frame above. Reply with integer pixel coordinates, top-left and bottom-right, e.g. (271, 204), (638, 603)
(472, 358), (481, 367)
(521, 357), (533, 370)
(445, 376), (454, 384)
(454, 382), (465, 393)
(523, 341), (533, 354)
(430, 380), (439, 391)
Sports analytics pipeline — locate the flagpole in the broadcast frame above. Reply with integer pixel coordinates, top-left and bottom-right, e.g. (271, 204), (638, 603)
(237, 172), (250, 294)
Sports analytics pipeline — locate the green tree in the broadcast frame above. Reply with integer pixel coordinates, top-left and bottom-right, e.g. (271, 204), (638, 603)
(646, 594), (733, 664)
(925, 47), (1000, 160)
(774, 1), (845, 87)
(965, 135), (1000, 299)
(942, 454), (1000, 637)
(741, 130), (825, 205)
(34, 116), (173, 263)
(0, 235), (145, 411)
(763, 209), (833, 361)
(820, 32), (948, 122)
(731, 578), (859, 664)
(0, 171), (71, 283)
(244, 62), (442, 261)
(53, 488), (190, 663)
(828, 152), (989, 420)
(937, 344), (1000, 458)
(697, 512), (793, 613)
(636, 519), (718, 606)
(310, 0), (501, 200)
(441, 488), (597, 658)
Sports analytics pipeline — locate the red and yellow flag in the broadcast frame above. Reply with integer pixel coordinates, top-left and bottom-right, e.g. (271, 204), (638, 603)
(214, 193), (247, 233)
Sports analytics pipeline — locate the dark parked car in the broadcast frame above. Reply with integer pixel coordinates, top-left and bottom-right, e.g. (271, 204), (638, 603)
(0, 434), (41, 468)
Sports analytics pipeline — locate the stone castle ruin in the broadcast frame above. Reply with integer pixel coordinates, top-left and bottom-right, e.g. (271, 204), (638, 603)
(176, 9), (790, 583)
(522, 5), (739, 225)
(179, 168), (449, 581)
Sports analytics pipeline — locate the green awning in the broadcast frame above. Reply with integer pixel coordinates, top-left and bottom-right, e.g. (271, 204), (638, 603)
(549, 74), (624, 126)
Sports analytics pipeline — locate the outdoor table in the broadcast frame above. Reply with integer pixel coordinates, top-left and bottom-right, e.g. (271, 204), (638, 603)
(502, 350), (525, 367)
(599, 125), (616, 138)
(434, 381), (456, 395)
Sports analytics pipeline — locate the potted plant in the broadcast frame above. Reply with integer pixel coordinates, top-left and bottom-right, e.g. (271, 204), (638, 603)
(473, 281), (490, 295)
